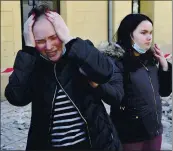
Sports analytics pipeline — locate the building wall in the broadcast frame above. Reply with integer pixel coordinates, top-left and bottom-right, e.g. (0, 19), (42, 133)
(60, 1), (131, 45)
(153, 1), (172, 54)
(1, 1), (22, 100)
(61, 1), (108, 44)
(1, 1), (22, 69)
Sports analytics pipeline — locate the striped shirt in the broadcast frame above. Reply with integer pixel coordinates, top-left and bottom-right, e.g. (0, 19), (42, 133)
(50, 89), (87, 148)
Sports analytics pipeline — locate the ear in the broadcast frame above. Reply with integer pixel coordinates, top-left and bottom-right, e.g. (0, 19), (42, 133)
(130, 33), (135, 45)
(130, 33), (133, 40)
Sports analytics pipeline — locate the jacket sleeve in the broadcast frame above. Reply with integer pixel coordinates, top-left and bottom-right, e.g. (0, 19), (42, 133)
(5, 46), (38, 106)
(158, 62), (172, 97)
(65, 38), (114, 84)
(91, 59), (124, 106)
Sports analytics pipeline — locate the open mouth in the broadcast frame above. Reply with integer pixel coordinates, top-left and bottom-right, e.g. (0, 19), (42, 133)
(47, 51), (57, 57)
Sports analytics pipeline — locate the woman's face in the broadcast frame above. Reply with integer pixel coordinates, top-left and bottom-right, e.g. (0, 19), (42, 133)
(33, 16), (63, 62)
(131, 20), (153, 51)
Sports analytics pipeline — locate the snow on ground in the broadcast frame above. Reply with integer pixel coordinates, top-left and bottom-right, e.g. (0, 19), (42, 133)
(161, 94), (172, 150)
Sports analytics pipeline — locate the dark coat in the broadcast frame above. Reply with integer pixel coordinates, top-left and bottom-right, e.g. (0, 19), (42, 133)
(100, 43), (172, 143)
(5, 38), (123, 150)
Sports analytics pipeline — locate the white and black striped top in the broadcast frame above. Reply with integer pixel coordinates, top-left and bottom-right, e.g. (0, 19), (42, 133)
(50, 89), (87, 148)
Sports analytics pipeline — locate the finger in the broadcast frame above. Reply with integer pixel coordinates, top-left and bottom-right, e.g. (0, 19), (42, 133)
(154, 47), (161, 53)
(154, 47), (161, 55)
(48, 11), (58, 16)
(160, 51), (164, 57)
(46, 16), (54, 23)
(48, 11), (63, 20)
(24, 15), (35, 28)
(45, 12), (55, 18)
(45, 14), (55, 22)
(28, 19), (35, 29)
(153, 53), (160, 59)
(154, 43), (160, 49)
(27, 14), (35, 22)
(154, 44), (162, 52)
(24, 19), (35, 32)
(46, 11), (65, 21)
(46, 12), (63, 24)
(155, 50), (162, 57)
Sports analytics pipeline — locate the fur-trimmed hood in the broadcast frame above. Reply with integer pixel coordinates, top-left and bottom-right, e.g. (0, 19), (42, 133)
(97, 41), (156, 59)
(97, 41), (125, 59)
(97, 41), (159, 72)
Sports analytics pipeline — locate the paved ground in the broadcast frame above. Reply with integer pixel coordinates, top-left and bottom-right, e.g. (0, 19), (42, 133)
(1, 100), (172, 150)
(1, 101), (31, 150)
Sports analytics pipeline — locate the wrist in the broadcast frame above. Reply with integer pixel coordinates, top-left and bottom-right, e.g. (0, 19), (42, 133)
(162, 63), (168, 71)
(25, 43), (35, 47)
(162, 66), (168, 71)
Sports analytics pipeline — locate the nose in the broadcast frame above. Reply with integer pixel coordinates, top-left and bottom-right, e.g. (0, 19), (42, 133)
(45, 40), (52, 50)
(147, 34), (152, 41)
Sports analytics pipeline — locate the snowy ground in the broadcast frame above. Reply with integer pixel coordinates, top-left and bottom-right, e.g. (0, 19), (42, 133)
(161, 94), (172, 150)
(1, 94), (172, 150)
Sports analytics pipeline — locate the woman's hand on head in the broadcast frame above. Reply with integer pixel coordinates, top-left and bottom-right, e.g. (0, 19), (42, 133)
(45, 11), (73, 44)
(23, 14), (36, 47)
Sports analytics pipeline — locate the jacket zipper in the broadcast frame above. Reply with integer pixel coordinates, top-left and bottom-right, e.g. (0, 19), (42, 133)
(140, 62), (159, 124)
(48, 85), (57, 145)
(53, 64), (92, 148)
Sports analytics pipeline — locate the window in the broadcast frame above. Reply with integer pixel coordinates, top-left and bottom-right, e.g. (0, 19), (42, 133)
(132, 0), (140, 14)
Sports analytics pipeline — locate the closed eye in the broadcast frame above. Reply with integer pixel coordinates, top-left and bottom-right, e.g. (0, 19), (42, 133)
(49, 35), (58, 40)
(36, 40), (46, 44)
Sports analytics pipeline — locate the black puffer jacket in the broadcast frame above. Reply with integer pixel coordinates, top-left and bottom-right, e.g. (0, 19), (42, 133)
(5, 38), (123, 150)
(99, 42), (172, 143)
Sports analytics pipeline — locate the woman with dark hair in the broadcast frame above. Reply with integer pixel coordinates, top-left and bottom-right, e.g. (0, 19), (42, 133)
(98, 14), (172, 151)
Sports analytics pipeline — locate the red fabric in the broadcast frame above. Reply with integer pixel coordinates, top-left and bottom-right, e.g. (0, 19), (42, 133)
(1, 68), (13, 73)
(164, 54), (171, 58)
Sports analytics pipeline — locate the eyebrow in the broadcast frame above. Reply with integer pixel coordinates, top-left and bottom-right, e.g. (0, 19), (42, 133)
(141, 29), (153, 32)
(49, 34), (57, 38)
(35, 39), (45, 41)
